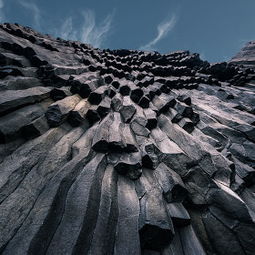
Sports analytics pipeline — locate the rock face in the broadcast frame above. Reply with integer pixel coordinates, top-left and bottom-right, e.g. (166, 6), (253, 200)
(0, 23), (255, 255)
(230, 41), (255, 68)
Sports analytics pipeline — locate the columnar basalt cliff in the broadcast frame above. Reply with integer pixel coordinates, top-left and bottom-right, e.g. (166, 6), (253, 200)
(0, 23), (255, 255)
(230, 41), (255, 68)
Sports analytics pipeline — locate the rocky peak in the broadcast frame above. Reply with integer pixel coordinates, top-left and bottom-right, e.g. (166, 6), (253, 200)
(230, 40), (255, 68)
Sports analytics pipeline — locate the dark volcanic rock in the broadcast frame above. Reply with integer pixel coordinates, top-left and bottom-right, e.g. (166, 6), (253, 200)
(0, 23), (255, 255)
(230, 41), (255, 68)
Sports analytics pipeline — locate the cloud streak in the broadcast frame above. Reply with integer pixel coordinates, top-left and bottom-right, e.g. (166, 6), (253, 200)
(140, 14), (177, 51)
(59, 9), (114, 48)
(0, 0), (5, 22)
(18, 0), (41, 29)
(59, 17), (78, 41)
(81, 9), (113, 48)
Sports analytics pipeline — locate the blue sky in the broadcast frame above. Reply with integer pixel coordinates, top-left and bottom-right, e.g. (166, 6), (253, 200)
(1, 0), (255, 62)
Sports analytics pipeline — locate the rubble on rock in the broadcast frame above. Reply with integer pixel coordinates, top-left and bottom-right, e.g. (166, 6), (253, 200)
(0, 23), (255, 255)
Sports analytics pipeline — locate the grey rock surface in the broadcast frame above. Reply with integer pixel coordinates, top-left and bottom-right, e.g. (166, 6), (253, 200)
(230, 41), (255, 69)
(0, 23), (255, 254)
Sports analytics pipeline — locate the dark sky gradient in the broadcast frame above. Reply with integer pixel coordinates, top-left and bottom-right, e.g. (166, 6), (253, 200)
(2, 0), (255, 62)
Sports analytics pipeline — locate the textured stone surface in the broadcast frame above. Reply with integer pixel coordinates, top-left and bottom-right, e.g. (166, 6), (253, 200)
(0, 23), (255, 254)
(230, 41), (255, 68)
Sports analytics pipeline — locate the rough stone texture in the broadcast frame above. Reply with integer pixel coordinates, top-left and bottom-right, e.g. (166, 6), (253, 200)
(0, 23), (255, 255)
(230, 41), (255, 68)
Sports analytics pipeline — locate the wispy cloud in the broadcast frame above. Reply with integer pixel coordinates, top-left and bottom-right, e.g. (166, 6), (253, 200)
(80, 9), (113, 48)
(200, 52), (206, 60)
(0, 0), (5, 22)
(59, 9), (114, 48)
(140, 14), (177, 51)
(18, 0), (41, 29)
(59, 17), (78, 41)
